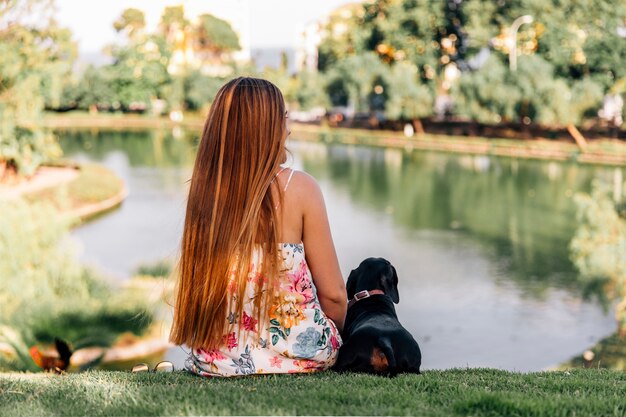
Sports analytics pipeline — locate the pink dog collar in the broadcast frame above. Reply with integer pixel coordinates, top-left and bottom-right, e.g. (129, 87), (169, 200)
(347, 289), (386, 309)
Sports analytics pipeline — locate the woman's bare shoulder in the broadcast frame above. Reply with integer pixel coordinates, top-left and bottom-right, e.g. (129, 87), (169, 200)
(288, 170), (323, 200)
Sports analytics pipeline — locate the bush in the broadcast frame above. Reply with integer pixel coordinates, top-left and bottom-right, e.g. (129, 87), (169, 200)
(135, 260), (172, 278)
(0, 199), (153, 371)
(570, 183), (626, 335)
(453, 55), (605, 126)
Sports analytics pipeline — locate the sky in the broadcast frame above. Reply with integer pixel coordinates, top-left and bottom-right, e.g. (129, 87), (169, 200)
(53, 0), (358, 60)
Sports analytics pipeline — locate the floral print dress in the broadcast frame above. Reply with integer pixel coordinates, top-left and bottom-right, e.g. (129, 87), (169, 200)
(186, 243), (342, 376)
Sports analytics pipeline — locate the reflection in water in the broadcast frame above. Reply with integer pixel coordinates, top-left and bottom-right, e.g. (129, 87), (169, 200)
(59, 129), (621, 370)
(301, 143), (616, 296)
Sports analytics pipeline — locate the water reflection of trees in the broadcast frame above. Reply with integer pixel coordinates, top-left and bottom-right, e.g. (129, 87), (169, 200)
(57, 129), (198, 168)
(58, 129), (198, 195)
(298, 142), (622, 296)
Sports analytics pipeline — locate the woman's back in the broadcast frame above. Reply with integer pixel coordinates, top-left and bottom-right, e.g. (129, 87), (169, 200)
(186, 169), (343, 376)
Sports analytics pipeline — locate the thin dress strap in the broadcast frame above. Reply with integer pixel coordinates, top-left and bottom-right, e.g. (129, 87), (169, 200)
(283, 169), (295, 192)
(273, 167), (287, 182)
(272, 167), (291, 210)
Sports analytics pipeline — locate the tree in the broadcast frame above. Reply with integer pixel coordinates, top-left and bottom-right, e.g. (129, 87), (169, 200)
(383, 61), (433, 121)
(159, 5), (188, 36)
(316, 3), (362, 72)
(69, 6), (242, 114)
(454, 53), (604, 126)
(324, 53), (387, 112)
(0, 0), (75, 177)
(462, 0), (626, 88)
(195, 14), (240, 53)
(106, 36), (172, 111)
(293, 70), (328, 110)
(113, 8), (145, 39)
(184, 70), (225, 111)
(317, 1), (463, 119)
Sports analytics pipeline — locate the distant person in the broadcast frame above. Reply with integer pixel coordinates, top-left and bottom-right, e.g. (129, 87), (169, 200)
(170, 77), (346, 376)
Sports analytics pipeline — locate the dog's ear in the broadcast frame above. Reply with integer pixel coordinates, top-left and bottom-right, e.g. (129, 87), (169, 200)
(383, 264), (399, 304)
(346, 269), (357, 300)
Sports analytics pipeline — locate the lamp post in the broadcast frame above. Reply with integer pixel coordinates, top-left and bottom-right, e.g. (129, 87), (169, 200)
(508, 15), (533, 71)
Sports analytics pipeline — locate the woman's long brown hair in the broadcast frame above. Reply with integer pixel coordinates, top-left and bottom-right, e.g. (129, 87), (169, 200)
(170, 77), (287, 349)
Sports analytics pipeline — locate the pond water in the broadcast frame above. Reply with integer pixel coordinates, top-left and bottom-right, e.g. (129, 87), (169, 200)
(59, 129), (622, 371)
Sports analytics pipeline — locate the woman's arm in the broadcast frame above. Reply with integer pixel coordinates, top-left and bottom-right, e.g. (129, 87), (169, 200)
(295, 172), (347, 331)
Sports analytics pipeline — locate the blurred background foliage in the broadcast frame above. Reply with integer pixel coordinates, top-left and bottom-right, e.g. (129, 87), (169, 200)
(0, 198), (153, 371)
(3, 0), (626, 179)
(570, 184), (626, 336)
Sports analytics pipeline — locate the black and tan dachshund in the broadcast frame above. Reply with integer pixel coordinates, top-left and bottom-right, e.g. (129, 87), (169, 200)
(333, 257), (421, 376)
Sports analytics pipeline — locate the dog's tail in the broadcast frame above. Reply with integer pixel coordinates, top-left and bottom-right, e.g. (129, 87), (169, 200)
(372, 338), (396, 375)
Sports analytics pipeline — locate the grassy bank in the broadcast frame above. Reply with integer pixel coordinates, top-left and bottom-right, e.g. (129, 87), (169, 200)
(44, 112), (626, 166)
(292, 123), (626, 166)
(1, 369), (625, 416)
(24, 163), (126, 222)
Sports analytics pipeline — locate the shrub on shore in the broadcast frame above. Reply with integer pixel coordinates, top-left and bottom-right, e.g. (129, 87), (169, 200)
(0, 198), (152, 371)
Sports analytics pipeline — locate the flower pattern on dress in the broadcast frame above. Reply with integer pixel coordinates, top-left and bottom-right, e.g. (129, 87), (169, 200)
(242, 311), (258, 332)
(224, 332), (238, 351)
(269, 356), (282, 368)
(287, 260), (315, 304)
(186, 243), (342, 376)
(293, 327), (322, 359)
(197, 348), (226, 363)
(231, 345), (255, 375)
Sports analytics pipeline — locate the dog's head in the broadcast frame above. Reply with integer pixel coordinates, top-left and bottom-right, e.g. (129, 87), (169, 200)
(346, 257), (399, 304)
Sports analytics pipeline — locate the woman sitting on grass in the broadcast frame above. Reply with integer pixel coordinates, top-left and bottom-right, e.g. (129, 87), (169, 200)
(170, 77), (347, 376)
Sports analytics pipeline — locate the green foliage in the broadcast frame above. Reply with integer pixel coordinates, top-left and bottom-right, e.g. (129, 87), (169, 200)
(73, 65), (117, 110)
(0, 199), (152, 371)
(315, 0), (625, 126)
(570, 183), (626, 288)
(453, 56), (518, 124)
(355, 0), (447, 73)
(293, 71), (328, 110)
(0, 199), (82, 325)
(0, 128), (62, 177)
(66, 164), (124, 204)
(0, 1), (75, 175)
(317, 1), (461, 118)
(183, 72), (225, 111)
(316, 4), (362, 72)
(29, 291), (152, 349)
(569, 77), (604, 122)
(383, 62), (433, 120)
(463, 0), (626, 86)
(570, 182), (626, 335)
(195, 14), (241, 52)
(324, 53), (387, 111)
(159, 6), (187, 32)
(135, 260), (172, 278)
(113, 8), (146, 37)
(106, 37), (172, 111)
(64, 6), (242, 113)
(455, 55), (604, 125)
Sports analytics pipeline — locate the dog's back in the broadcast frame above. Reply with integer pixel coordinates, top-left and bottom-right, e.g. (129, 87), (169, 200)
(334, 296), (421, 375)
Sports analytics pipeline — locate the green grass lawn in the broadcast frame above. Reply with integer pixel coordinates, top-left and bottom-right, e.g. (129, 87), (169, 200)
(1, 369), (625, 416)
